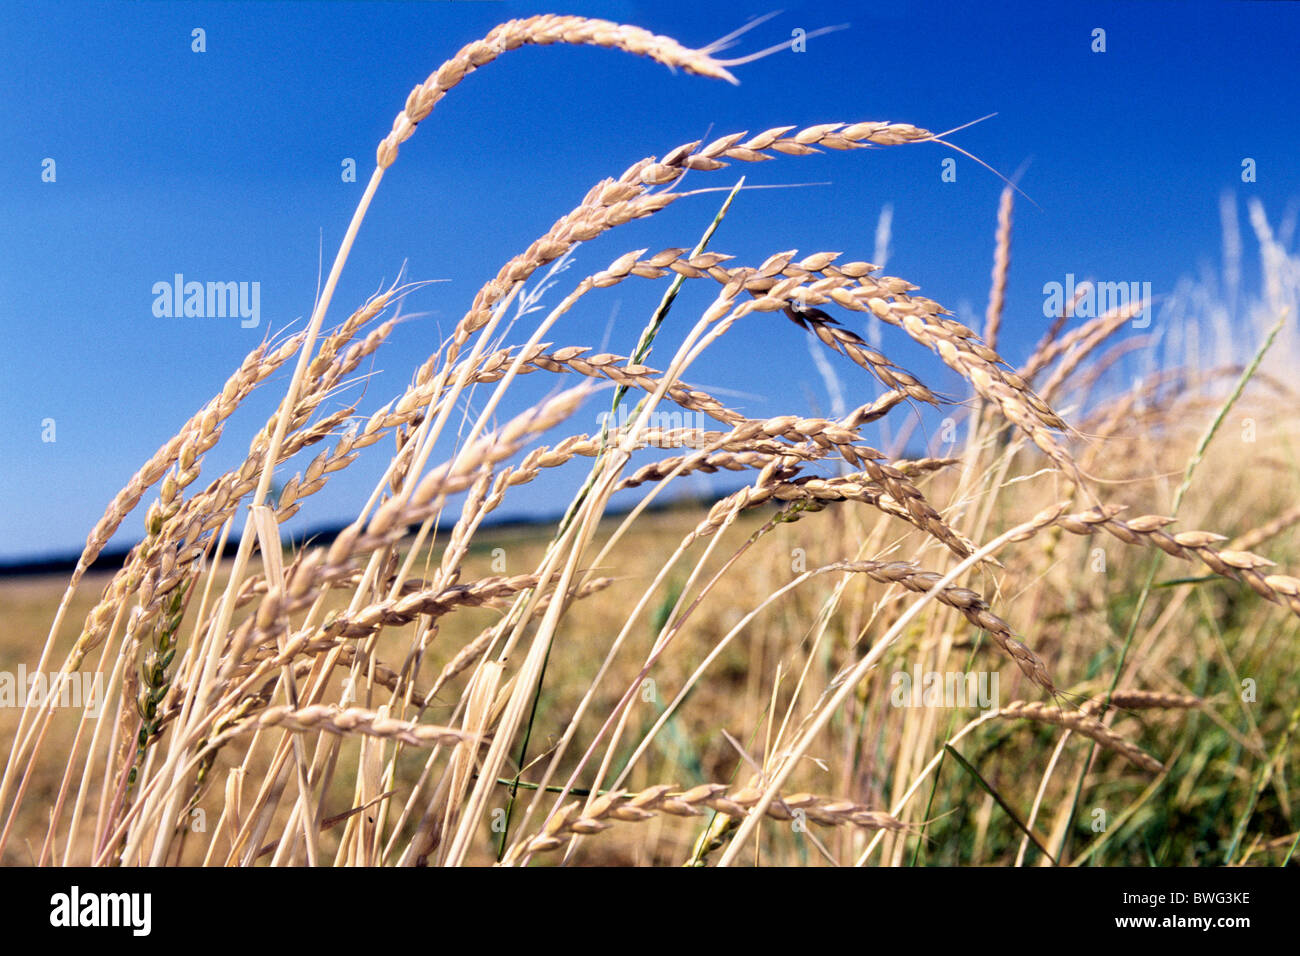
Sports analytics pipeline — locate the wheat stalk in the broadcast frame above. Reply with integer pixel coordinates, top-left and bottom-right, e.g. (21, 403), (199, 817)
(507, 782), (911, 862)
(996, 700), (1164, 773)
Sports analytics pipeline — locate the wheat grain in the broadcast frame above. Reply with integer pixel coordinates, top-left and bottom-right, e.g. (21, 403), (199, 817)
(221, 705), (475, 749)
(1084, 691), (1202, 713)
(996, 700), (1164, 773)
(1055, 505), (1300, 617)
(983, 185), (1014, 352)
(507, 782), (911, 861)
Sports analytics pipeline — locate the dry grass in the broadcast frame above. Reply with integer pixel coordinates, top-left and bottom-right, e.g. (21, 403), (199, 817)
(2, 13), (1297, 867)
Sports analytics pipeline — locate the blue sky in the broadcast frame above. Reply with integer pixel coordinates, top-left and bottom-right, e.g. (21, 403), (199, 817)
(1, 0), (1297, 562)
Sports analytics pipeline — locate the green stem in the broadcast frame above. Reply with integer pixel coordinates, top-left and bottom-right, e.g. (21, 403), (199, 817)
(495, 180), (747, 860)
(1057, 309), (1287, 863)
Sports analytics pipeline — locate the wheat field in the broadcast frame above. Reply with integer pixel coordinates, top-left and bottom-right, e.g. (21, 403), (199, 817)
(1, 13), (1296, 868)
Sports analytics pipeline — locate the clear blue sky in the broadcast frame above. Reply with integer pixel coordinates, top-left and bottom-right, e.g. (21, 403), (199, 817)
(1, 0), (1297, 561)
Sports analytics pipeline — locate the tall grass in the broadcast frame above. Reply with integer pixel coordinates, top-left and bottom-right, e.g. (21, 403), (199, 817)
(2, 14), (1296, 866)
